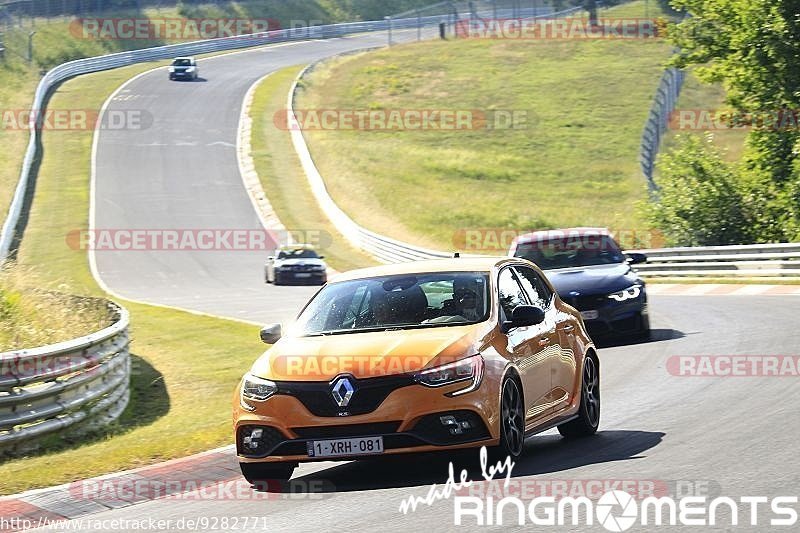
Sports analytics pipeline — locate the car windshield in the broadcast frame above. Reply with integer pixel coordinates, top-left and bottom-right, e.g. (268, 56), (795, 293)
(277, 249), (319, 260)
(172, 59), (191, 67)
(514, 235), (625, 269)
(294, 272), (490, 336)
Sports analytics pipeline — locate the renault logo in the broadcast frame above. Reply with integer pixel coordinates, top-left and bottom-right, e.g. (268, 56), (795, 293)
(331, 376), (355, 408)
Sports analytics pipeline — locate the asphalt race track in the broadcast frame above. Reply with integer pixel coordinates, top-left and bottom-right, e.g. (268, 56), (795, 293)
(66, 33), (800, 533)
(92, 31), (428, 324)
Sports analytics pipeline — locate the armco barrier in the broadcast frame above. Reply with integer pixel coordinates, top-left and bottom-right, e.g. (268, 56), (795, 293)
(0, 299), (130, 455)
(630, 243), (800, 278)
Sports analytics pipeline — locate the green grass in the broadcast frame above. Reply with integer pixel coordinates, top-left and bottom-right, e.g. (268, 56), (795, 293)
(0, 264), (111, 350)
(0, 61), (265, 495)
(249, 67), (376, 272)
(660, 70), (747, 163)
(295, 1), (676, 251)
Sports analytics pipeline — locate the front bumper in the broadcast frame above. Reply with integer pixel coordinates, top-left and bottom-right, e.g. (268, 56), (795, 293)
(275, 270), (327, 284)
(234, 376), (500, 464)
(564, 292), (648, 337)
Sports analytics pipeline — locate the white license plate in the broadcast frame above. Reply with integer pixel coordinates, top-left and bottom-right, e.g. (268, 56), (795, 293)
(307, 436), (384, 458)
(294, 273), (312, 278)
(581, 310), (600, 320)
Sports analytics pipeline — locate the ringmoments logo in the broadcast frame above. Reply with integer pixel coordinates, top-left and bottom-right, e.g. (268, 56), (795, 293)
(398, 448), (798, 529)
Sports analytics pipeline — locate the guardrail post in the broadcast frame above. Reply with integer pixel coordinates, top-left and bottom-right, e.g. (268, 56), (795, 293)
(417, 9), (422, 41)
(440, 21), (447, 39)
(27, 30), (35, 64)
(385, 16), (392, 46)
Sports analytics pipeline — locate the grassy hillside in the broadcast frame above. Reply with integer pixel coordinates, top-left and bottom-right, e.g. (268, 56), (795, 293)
(296, 1), (679, 250)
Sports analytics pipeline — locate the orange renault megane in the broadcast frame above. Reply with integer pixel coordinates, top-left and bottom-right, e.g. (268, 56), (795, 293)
(233, 257), (600, 483)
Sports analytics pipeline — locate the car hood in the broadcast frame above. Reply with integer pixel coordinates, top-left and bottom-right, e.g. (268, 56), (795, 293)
(275, 258), (326, 267)
(544, 262), (641, 297)
(250, 325), (485, 382)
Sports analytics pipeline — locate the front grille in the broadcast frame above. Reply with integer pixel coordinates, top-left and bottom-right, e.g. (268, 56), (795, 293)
(292, 421), (401, 439)
(611, 315), (641, 332)
(276, 374), (416, 417)
(563, 294), (609, 311)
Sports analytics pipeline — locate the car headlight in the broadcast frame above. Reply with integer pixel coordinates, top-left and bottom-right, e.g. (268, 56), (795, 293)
(608, 284), (643, 302)
(311, 265), (326, 271)
(168, 66), (175, 72)
(416, 355), (483, 395)
(240, 373), (277, 408)
(185, 66), (195, 72)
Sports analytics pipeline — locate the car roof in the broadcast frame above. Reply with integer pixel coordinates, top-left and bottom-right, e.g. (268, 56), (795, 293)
(514, 227), (611, 244)
(173, 56), (195, 61)
(330, 257), (522, 283)
(279, 244), (316, 251)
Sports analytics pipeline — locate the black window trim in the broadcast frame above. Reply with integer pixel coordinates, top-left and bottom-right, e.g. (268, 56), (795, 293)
(510, 264), (554, 311)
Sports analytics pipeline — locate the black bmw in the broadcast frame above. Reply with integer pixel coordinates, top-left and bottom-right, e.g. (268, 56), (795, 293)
(510, 228), (650, 339)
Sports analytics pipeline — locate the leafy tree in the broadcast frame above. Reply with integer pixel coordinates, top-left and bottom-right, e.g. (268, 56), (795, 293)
(648, 135), (752, 246)
(648, 0), (800, 244)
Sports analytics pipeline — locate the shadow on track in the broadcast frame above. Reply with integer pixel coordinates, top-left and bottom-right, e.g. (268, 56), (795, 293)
(270, 429), (664, 494)
(594, 328), (685, 349)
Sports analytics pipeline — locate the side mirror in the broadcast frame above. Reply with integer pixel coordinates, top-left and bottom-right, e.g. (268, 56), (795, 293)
(501, 305), (545, 333)
(267, 256), (275, 261)
(626, 253), (647, 265)
(318, 255), (325, 260)
(260, 324), (282, 344)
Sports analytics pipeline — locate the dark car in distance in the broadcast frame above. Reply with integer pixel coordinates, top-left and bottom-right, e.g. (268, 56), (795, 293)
(168, 57), (199, 81)
(265, 246), (328, 286)
(510, 228), (650, 339)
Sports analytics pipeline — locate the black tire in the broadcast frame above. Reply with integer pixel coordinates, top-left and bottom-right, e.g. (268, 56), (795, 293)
(240, 462), (295, 487)
(558, 354), (600, 438)
(494, 376), (525, 460)
(637, 312), (651, 340)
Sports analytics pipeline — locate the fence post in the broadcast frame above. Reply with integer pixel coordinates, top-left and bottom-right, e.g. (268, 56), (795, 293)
(27, 30), (35, 64)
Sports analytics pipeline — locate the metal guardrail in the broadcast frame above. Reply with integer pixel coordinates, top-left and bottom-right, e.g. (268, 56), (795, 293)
(639, 66), (685, 191)
(0, 299), (130, 455)
(629, 243), (800, 278)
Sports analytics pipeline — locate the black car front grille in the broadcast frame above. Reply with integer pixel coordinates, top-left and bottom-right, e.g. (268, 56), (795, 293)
(291, 421), (401, 439)
(276, 374), (416, 417)
(562, 294), (609, 310)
